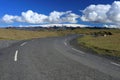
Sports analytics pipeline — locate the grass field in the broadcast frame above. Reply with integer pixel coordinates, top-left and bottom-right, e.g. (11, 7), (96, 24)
(0, 29), (58, 40)
(0, 28), (75, 40)
(77, 29), (120, 58)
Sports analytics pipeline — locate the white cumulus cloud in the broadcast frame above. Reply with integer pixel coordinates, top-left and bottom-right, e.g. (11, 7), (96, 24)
(2, 14), (22, 23)
(81, 4), (111, 23)
(107, 1), (120, 23)
(81, 1), (120, 28)
(2, 10), (79, 24)
(21, 10), (48, 24)
(62, 12), (79, 23)
(48, 11), (65, 23)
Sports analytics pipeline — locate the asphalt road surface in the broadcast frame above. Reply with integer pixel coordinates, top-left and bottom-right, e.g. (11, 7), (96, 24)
(0, 35), (120, 80)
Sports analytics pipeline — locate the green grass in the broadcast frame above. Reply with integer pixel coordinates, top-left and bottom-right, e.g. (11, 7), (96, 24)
(77, 30), (120, 58)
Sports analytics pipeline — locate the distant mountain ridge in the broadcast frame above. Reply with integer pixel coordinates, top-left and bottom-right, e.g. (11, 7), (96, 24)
(5, 24), (111, 31)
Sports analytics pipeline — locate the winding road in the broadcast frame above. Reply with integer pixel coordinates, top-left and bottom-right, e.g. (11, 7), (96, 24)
(0, 35), (120, 80)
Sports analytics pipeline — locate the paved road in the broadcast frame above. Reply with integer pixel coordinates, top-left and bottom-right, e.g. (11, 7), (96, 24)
(0, 35), (120, 80)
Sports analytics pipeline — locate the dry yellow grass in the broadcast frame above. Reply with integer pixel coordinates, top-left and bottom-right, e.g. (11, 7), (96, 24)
(78, 31), (120, 57)
(0, 29), (58, 40)
(73, 28), (120, 35)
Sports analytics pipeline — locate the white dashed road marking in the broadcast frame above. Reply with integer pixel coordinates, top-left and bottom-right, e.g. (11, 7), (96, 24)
(72, 48), (85, 54)
(64, 42), (67, 46)
(20, 42), (27, 46)
(14, 50), (18, 62)
(111, 62), (120, 67)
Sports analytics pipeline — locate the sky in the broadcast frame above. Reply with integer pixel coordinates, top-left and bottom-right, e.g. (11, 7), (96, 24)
(0, 0), (119, 28)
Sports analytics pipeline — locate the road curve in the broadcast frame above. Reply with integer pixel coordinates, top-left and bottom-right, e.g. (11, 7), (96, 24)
(0, 35), (120, 80)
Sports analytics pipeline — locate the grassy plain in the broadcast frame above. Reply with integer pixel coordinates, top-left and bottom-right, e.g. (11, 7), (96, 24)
(77, 29), (120, 58)
(0, 29), (58, 40)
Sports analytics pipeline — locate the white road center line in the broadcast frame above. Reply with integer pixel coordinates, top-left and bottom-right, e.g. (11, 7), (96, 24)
(64, 42), (67, 46)
(72, 48), (85, 54)
(111, 62), (120, 67)
(20, 42), (27, 46)
(64, 39), (68, 46)
(14, 50), (18, 62)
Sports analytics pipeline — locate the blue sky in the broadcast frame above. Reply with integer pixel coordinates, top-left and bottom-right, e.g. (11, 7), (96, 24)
(0, 0), (119, 27)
